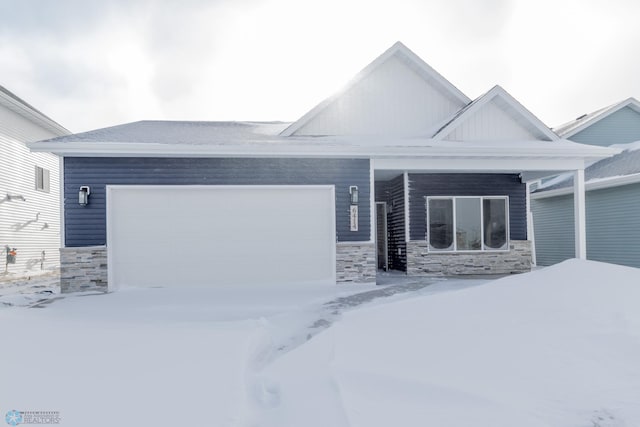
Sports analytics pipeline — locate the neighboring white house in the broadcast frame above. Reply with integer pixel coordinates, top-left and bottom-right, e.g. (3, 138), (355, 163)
(0, 86), (69, 279)
(531, 98), (640, 268)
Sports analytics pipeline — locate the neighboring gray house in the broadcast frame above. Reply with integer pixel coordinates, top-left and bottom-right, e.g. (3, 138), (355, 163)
(0, 86), (69, 279)
(29, 42), (616, 292)
(532, 98), (640, 267)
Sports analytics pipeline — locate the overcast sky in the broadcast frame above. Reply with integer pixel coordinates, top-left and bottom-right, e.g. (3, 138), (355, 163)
(1, 0), (639, 133)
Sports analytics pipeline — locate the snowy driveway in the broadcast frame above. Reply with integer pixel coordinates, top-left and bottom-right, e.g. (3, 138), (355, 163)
(3, 261), (639, 427)
(0, 278), (461, 427)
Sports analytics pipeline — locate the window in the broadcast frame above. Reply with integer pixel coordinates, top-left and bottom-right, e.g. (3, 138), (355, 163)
(35, 166), (50, 193)
(427, 196), (509, 252)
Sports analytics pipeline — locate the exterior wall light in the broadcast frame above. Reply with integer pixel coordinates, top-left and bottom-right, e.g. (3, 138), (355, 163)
(349, 186), (359, 205)
(79, 186), (91, 206)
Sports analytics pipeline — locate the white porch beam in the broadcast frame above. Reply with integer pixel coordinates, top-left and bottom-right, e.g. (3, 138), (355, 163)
(373, 157), (588, 172)
(573, 169), (587, 259)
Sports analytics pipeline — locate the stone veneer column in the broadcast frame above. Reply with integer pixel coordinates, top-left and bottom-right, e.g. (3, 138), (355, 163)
(336, 242), (377, 283)
(60, 246), (108, 293)
(406, 240), (532, 276)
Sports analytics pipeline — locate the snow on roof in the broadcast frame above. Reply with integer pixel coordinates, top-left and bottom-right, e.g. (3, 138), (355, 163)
(535, 141), (640, 192)
(37, 120), (290, 145)
(33, 119), (603, 151)
(29, 118), (620, 169)
(553, 98), (640, 138)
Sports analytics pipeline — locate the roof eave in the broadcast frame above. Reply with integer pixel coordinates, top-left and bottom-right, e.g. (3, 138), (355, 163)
(0, 90), (70, 137)
(532, 172), (640, 199)
(557, 97), (640, 139)
(27, 140), (620, 162)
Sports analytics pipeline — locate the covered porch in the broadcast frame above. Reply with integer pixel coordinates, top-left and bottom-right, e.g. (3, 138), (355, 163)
(371, 155), (605, 276)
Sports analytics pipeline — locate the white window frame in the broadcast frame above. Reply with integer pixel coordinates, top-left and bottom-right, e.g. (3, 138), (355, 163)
(35, 166), (50, 193)
(426, 196), (510, 253)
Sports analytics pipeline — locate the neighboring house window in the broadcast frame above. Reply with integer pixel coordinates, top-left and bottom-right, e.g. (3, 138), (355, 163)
(427, 196), (509, 252)
(35, 166), (50, 193)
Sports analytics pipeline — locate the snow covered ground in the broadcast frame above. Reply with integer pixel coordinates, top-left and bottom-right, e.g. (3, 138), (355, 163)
(1, 260), (639, 427)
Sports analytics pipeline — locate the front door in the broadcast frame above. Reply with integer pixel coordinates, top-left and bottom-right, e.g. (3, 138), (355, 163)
(376, 202), (388, 270)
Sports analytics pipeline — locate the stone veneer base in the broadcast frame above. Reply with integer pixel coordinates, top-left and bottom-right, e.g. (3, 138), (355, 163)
(406, 240), (532, 276)
(336, 242), (377, 283)
(60, 246), (108, 293)
(60, 242), (377, 293)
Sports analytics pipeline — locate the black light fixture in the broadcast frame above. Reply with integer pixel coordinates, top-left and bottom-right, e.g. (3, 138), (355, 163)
(79, 186), (91, 206)
(349, 186), (358, 205)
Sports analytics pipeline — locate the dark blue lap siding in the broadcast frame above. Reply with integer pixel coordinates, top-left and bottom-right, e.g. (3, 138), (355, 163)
(64, 157), (371, 246)
(408, 173), (527, 241)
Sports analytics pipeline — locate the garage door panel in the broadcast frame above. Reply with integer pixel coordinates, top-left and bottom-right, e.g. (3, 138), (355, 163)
(107, 186), (336, 289)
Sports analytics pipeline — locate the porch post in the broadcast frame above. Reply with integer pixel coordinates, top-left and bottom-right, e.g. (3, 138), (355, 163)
(573, 169), (587, 259)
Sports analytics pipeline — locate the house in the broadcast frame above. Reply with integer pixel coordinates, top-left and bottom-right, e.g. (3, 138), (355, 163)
(28, 42), (617, 292)
(531, 98), (640, 268)
(0, 86), (69, 279)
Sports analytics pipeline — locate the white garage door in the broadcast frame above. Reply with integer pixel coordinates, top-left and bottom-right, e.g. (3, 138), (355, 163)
(106, 185), (336, 290)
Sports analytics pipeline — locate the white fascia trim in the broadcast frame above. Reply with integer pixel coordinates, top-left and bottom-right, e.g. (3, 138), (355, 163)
(0, 91), (70, 136)
(559, 98), (640, 139)
(27, 141), (620, 160)
(433, 86), (559, 142)
(531, 172), (640, 199)
(374, 157), (589, 172)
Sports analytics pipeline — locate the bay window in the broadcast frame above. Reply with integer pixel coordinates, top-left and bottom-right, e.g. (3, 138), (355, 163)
(427, 196), (509, 252)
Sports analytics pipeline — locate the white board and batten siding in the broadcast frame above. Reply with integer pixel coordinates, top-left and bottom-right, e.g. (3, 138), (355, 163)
(0, 95), (68, 278)
(107, 185), (337, 289)
(293, 54), (466, 136)
(443, 99), (541, 141)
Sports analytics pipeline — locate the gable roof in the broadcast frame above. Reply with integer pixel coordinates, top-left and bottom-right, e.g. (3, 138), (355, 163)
(280, 41), (471, 137)
(0, 85), (69, 136)
(554, 97), (640, 139)
(433, 85), (559, 141)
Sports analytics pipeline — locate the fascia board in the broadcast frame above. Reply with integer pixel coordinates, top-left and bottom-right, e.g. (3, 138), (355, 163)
(27, 140), (620, 161)
(0, 91), (69, 136)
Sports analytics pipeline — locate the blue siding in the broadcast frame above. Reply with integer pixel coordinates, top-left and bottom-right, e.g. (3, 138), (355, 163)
(407, 173), (527, 241)
(572, 107), (640, 146)
(64, 157), (370, 246)
(586, 183), (640, 268)
(533, 184), (640, 268)
(531, 195), (574, 266)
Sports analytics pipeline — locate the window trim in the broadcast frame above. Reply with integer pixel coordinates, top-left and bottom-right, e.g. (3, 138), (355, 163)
(426, 196), (510, 253)
(35, 166), (50, 193)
